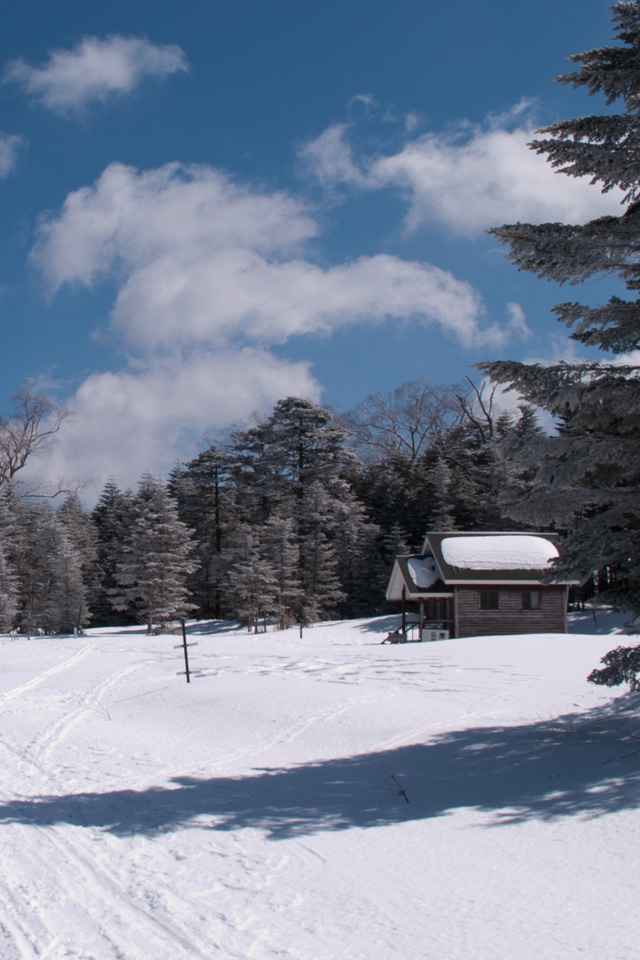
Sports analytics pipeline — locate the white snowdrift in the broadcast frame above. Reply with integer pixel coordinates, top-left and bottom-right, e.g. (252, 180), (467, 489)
(441, 533), (559, 569)
(407, 555), (440, 587)
(0, 611), (636, 959)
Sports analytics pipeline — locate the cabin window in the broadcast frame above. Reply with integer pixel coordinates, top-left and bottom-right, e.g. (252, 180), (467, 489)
(522, 590), (541, 610)
(480, 590), (499, 610)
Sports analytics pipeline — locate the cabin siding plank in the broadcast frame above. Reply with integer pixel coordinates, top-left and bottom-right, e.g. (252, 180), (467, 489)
(455, 585), (566, 638)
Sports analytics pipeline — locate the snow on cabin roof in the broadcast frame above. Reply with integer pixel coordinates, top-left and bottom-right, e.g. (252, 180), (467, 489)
(407, 556), (440, 589)
(440, 535), (559, 571)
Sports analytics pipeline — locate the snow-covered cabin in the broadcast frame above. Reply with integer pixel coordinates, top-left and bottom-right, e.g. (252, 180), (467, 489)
(386, 531), (572, 639)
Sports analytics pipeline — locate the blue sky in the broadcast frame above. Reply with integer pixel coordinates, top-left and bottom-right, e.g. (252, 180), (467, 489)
(0, 0), (624, 497)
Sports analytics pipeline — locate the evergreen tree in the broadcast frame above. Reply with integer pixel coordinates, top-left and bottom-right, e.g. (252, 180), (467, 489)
(6, 499), (76, 636)
(45, 520), (89, 633)
(298, 481), (345, 623)
(223, 525), (278, 632)
(57, 493), (98, 630)
(356, 456), (423, 550)
(112, 474), (197, 633)
(19, 504), (51, 636)
(355, 378), (528, 551)
(0, 496), (18, 632)
(91, 480), (136, 625)
(0, 491), (95, 636)
(230, 397), (358, 510)
(261, 516), (303, 629)
(169, 447), (234, 618)
(477, 2), (640, 679)
(382, 521), (412, 565)
(229, 398), (362, 623)
(0, 539), (17, 633)
(333, 496), (382, 618)
(426, 454), (457, 531)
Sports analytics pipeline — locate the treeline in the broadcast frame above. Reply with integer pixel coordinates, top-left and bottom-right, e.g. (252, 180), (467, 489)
(0, 381), (546, 635)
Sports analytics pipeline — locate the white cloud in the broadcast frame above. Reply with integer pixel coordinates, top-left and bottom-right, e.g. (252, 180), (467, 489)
(465, 302), (534, 353)
(612, 349), (640, 366)
(32, 162), (316, 289)
(111, 251), (491, 350)
(29, 159), (534, 496)
(0, 133), (23, 177)
(299, 115), (624, 235)
(505, 302), (532, 340)
(298, 123), (368, 189)
(24, 350), (321, 502)
(32, 161), (504, 351)
(348, 93), (377, 114)
(522, 335), (591, 367)
(4, 36), (188, 114)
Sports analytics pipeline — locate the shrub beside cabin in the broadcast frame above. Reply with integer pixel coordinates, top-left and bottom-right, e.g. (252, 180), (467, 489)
(386, 532), (572, 640)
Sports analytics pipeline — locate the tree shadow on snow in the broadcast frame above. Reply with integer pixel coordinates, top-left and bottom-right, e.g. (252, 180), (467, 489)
(354, 615), (405, 635)
(1, 697), (639, 839)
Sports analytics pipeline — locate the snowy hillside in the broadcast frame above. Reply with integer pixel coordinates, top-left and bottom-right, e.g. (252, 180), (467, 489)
(0, 612), (637, 959)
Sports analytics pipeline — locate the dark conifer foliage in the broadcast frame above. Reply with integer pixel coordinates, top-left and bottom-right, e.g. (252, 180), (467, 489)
(0, 382), (557, 634)
(91, 480), (136, 626)
(226, 398), (361, 622)
(223, 525), (278, 632)
(111, 473), (197, 634)
(169, 447), (234, 619)
(477, 2), (640, 682)
(0, 497), (90, 635)
(262, 516), (303, 629)
(0, 497), (18, 631)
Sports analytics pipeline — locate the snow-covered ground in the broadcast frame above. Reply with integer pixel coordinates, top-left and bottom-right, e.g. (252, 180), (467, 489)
(0, 611), (638, 959)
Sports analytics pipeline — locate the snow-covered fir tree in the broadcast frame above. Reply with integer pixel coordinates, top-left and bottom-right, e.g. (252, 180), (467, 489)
(169, 447), (234, 619)
(477, 2), (640, 680)
(229, 398), (363, 621)
(427, 454), (457, 531)
(297, 481), (346, 623)
(332, 495), (383, 618)
(2, 498), (87, 636)
(356, 456), (421, 549)
(0, 539), (17, 633)
(9, 499), (59, 635)
(56, 493), (98, 631)
(45, 520), (90, 634)
(91, 480), (136, 625)
(261, 516), (303, 629)
(112, 473), (197, 634)
(223, 525), (278, 633)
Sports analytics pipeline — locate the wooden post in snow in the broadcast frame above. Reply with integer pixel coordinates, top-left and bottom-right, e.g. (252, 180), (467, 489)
(401, 586), (406, 636)
(181, 620), (191, 683)
(175, 619), (197, 684)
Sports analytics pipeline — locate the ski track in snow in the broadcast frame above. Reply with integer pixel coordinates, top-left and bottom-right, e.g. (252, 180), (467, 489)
(0, 636), (393, 959)
(0, 618), (635, 959)
(0, 643), (97, 705)
(0, 650), (283, 959)
(0, 671), (217, 958)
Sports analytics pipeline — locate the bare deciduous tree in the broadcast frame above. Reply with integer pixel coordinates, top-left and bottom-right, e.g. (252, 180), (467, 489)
(0, 382), (70, 493)
(341, 377), (462, 465)
(454, 377), (501, 444)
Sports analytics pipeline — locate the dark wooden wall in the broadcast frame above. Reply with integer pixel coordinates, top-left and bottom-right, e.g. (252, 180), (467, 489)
(455, 585), (567, 638)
